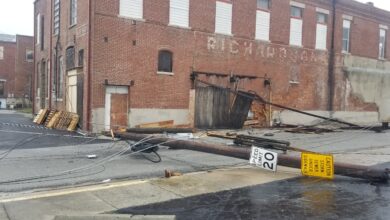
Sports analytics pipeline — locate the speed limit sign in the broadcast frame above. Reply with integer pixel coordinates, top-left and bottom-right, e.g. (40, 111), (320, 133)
(249, 146), (278, 172)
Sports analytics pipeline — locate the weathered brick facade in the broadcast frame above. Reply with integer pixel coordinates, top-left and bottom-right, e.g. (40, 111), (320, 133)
(0, 34), (34, 109)
(33, 0), (390, 132)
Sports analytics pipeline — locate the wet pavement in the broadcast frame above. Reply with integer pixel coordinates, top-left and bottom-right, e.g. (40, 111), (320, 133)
(116, 176), (390, 220)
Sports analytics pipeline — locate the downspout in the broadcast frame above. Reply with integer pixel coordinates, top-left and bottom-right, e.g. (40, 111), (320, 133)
(48, 0), (53, 108)
(32, 1), (37, 115)
(86, 0), (92, 131)
(328, 0), (337, 111)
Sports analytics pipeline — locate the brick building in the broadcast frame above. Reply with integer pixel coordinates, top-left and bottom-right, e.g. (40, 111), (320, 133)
(0, 34), (34, 109)
(33, 0), (390, 132)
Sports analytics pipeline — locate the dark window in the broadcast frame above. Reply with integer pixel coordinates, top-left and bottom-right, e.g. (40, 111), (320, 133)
(54, 0), (60, 35)
(317, 13), (328, 24)
(66, 47), (75, 70)
(58, 56), (64, 98)
(78, 49), (84, 67)
(26, 50), (34, 62)
(291, 6), (303, 18)
(0, 81), (4, 96)
(40, 16), (45, 50)
(158, 50), (173, 73)
(257, 0), (270, 10)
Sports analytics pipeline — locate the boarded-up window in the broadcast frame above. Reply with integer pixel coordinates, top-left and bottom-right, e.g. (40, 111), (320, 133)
(315, 12), (328, 50)
(290, 18), (302, 46)
(120, 0), (143, 19)
(215, 1), (232, 35)
(169, 0), (189, 27)
(70, 0), (77, 26)
(0, 46), (3, 60)
(290, 6), (303, 46)
(36, 14), (41, 44)
(66, 47), (75, 70)
(256, 10), (270, 41)
(54, 0), (60, 35)
(342, 19), (351, 52)
(158, 50), (173, 73)
(379, 29), (386, 59)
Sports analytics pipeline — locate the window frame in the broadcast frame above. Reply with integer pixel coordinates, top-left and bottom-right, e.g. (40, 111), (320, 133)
(290, 6), (303, 19)
(316, 12), (328, 25)
(26, 50), (34, 62)
(342, 19), (351, 53)
(379, 28), (387, 59)
(257, 0), (271, 11)
(157, 50), (173, 74)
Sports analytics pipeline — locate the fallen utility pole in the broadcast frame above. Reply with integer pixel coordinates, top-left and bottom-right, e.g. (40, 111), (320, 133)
(116, 132), (389, 182)
(126, 127), (195, 134)
(195, 79), (360, 128)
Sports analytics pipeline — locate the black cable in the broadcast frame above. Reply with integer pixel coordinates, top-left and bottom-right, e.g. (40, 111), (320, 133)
(140, 150), (162, 163)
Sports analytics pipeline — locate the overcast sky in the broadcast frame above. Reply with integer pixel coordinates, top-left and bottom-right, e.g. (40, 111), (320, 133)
(0, 0), (390, 36)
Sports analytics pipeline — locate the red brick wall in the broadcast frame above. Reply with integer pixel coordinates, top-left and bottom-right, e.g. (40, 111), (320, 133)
(0, 42), (16, 98)
(14, 35), (34, 98)
(33, 0), (390, 130)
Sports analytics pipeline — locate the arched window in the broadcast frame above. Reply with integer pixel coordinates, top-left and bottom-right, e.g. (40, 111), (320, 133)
(158, 50), (173, 73)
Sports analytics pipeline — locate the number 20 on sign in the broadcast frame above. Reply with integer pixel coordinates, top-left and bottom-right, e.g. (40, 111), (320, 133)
(249, 147), (278, 172)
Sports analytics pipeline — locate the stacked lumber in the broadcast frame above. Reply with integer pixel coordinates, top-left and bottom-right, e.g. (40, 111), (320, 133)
(33, 109), (79, 131)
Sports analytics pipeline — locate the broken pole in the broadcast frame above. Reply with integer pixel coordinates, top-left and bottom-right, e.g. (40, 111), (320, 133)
(126, 127), (195, 134)
(116, 132), (389, 182)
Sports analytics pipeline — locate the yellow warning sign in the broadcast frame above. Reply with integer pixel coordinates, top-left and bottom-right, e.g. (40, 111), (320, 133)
(301, 152), (334, 179)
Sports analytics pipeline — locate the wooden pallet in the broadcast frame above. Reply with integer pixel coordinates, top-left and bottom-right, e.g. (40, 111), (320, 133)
(35, 109), (49, 125)
(46, 111), (61, 129)
(67, 114), (80, 131)
(44, 110), (57, 126)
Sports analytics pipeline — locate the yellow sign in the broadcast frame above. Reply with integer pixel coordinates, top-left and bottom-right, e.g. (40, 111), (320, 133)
(301, 152), (334, 179)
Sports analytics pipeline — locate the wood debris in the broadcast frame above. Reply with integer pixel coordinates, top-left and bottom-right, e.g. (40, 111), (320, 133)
(33, 109), (80, 131)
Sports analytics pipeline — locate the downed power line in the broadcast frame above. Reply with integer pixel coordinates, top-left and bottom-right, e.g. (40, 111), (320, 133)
(115, 132), (389, 183)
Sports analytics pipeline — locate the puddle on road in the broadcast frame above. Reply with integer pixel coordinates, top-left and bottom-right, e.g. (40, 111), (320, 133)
(115, 177), (390, 220)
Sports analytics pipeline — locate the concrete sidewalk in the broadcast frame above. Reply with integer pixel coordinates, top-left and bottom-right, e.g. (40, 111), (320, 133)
(0, 166), (300, 220)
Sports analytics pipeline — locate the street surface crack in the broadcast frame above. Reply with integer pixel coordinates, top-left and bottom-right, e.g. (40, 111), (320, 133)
(1, 203), (11, 220)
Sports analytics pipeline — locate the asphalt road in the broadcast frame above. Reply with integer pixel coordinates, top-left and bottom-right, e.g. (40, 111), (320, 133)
(0, 111), (245, 193)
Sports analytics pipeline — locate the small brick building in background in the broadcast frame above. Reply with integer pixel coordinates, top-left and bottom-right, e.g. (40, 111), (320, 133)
(33, 0), (390, 132)
(0, 34), (34, 109)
